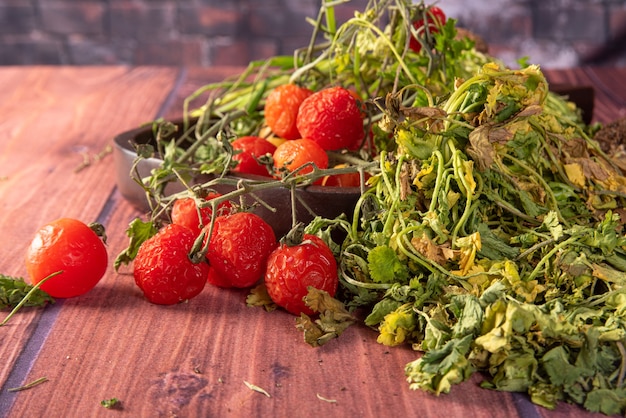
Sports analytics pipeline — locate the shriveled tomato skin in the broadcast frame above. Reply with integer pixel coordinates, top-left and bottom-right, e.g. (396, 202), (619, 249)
(264, 234), (338, 315)
(25, 218), (108, 298)
(134, 224), (209, 305)
(296, 86), (365, 151)
(205, 212), (277, 288)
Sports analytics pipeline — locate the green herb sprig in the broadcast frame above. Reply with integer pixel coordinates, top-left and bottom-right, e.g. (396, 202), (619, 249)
(0, 274), (55, 312)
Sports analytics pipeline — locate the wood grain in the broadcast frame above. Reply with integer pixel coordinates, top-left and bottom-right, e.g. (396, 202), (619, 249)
(0, 66), (177, 414)
(1, 66), (621, 418)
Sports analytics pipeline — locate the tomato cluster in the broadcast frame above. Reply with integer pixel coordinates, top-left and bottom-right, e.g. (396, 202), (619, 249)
(20, 83), (358, 310)
(230, 83), (370, 187)
(128, 194), (339, 313)
(22, 203), (338, 316)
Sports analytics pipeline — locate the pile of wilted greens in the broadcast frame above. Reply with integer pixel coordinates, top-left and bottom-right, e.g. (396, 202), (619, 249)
(126, 0), (626, 415)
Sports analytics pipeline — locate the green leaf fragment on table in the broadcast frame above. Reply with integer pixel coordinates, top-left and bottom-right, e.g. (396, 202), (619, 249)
(405, 333), (474, 395)
(0, 275), (54, 310)
(584, 388), (626, 416)
(246, 284), (277, 312)
(100, 398), (122, 410)
(7, 377), (49, 392)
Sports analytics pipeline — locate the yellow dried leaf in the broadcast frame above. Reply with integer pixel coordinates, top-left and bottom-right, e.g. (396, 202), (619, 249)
(563, 163), (586, 188)
(411, 234), (456, 265)
(455, 232), (482, 276)
(463, 160), (476, 194)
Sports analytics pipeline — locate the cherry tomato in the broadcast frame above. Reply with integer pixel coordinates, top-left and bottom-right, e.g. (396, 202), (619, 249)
(296, 86), (365, 151)
(25, 218), (108, 298)
(409, 6), (447, 53)
(171, 193), (233, 236)
(231, 136), (276, 177)
(264, 234), (338, 315)
(204, 212), (277, 288)
(273, 138), (328, 182)
(321, 164), (371, 187)
(134, 223), (208, 305)
(264, 84), (313, 140)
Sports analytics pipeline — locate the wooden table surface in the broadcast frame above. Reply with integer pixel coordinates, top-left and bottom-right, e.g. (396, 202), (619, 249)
(0, 66), (624, 418)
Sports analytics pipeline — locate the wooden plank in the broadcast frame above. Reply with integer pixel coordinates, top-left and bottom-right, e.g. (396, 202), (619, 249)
(0, 66), (178, 409)
(0, 66), (179, 257)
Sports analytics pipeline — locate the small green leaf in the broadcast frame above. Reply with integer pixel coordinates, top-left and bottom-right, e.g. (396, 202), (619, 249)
(368, 245), (409, 284)
(114, 219), (159, 270)
(296, 287), (356, 347)
(246, 284), (277, 312)
(100, 398), (122, 410)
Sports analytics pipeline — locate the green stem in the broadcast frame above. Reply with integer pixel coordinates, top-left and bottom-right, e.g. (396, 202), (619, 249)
(7, 377), (49, 392)
(428, 150), (446, 213)
(500, 153), (566, 225)
(450, 151), (476, 246)
(526, 235), (579, 282)
(176, 109), (248, 165)
(323, 0), (338, 35)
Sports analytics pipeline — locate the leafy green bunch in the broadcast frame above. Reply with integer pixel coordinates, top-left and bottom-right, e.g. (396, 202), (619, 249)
(306, 62), (626, 414)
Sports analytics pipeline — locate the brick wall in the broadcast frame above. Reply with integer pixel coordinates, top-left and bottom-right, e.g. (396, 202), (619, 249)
(1, 0), (625, 68)
(445, 0), (626, 67)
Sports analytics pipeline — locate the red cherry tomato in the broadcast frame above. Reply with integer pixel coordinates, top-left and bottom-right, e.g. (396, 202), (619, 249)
(409, 6), (447, 53)
(231, 136), (277, 177)
(273, 138), (328, 183)
(134, 223), (209, 305)
(204, 212), (277, 288)
(264, 84), (313, 140)
(171, 193), (233, 236)
(25, 218), (108, 298)
(264, 234), (338, 316)
(321, 164), (370, 187)
(296, 86), (365, 151)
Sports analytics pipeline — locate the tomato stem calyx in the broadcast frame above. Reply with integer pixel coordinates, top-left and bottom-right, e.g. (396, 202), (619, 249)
(88, 222), (108, 244)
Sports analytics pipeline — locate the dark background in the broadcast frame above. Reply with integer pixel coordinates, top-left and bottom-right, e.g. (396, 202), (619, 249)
(1, 0), (624, 68)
